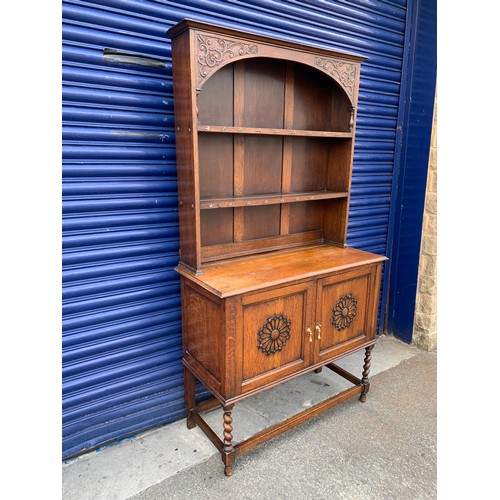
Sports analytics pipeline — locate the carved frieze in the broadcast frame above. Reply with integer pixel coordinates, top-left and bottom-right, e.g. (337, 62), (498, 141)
(196, 33), (258, 88)
(314, 57), (357, 101)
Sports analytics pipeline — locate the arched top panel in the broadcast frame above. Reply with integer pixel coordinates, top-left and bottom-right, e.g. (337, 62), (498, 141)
(193, 29), (362, 106)
(197, 56), (354, 133)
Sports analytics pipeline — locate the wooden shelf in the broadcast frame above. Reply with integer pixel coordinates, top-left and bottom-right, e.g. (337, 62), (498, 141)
(198, 125), (352, 138)
(200, 190), (349, 209)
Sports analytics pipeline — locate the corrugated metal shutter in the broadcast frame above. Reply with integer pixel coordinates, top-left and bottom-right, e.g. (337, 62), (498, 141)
(62, 0), (407, 459)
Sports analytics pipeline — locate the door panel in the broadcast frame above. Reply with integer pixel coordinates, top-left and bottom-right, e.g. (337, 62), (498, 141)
(240, 282), (314, 392)
(316, 266), (376, 363)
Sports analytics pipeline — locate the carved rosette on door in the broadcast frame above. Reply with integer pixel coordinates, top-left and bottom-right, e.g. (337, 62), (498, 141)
(332, 294), (358, 330)
(257, 313), (291, 355)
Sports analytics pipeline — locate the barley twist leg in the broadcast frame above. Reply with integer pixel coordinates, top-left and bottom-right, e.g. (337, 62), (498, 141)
(360, 345), (374, 402)
(222, 405), (235, 476)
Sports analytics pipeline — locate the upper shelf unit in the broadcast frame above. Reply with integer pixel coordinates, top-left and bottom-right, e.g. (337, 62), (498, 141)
(168, 19), (366, 274)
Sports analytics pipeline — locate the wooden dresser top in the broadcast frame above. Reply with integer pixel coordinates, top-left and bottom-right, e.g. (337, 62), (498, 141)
(176, 245), (387, 298)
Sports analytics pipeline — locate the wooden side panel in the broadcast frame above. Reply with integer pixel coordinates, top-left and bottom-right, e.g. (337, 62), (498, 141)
(330, 89), (352, 133)
(222, 296), (241, 399)
(239, 283), (314, 393)
(316, 265), (380, 363)
(170, 30), (200, 272)
(327, 140), (353, 193)
(323, 198), (349, 245)
(182, 280), (223, 384)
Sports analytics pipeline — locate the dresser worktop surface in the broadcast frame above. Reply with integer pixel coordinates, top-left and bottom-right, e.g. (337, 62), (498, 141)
(176, 244), (387, 298)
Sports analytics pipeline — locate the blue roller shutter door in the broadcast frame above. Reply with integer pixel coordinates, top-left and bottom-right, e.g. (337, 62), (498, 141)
(62, 0), (407, 459)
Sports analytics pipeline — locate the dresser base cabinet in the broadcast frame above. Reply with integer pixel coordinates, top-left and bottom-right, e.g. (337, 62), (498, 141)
(177, 245), (385, 476)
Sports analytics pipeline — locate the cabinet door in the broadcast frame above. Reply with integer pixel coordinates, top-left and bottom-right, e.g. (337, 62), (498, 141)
(315, 265), (379, 363)
(238, 282), (315, 393)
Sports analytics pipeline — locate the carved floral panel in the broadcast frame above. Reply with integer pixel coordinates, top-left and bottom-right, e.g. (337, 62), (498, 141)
(332, 294), (357, 330)
(314, 57), (357, 101)
(196, 33), (258, 88)
(257, 313), (291, 355)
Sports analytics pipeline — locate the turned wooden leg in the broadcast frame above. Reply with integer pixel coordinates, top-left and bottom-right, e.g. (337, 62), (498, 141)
(360, 345), (374, 402)
(184, 366), (196, 429)
(314, 367), (323, 374)
(222, 404), (236, 476)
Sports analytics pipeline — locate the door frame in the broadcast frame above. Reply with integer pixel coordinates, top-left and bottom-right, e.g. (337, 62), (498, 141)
(383, 0), (437, 343)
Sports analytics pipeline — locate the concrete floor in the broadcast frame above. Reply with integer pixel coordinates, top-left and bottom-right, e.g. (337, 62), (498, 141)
(62, 335), (436, 499)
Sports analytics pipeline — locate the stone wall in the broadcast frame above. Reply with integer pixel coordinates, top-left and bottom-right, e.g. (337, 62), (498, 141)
(412, 98), (437, 351)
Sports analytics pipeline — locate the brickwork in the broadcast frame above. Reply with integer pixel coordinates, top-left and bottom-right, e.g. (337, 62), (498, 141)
(413, 98), (437, 351)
